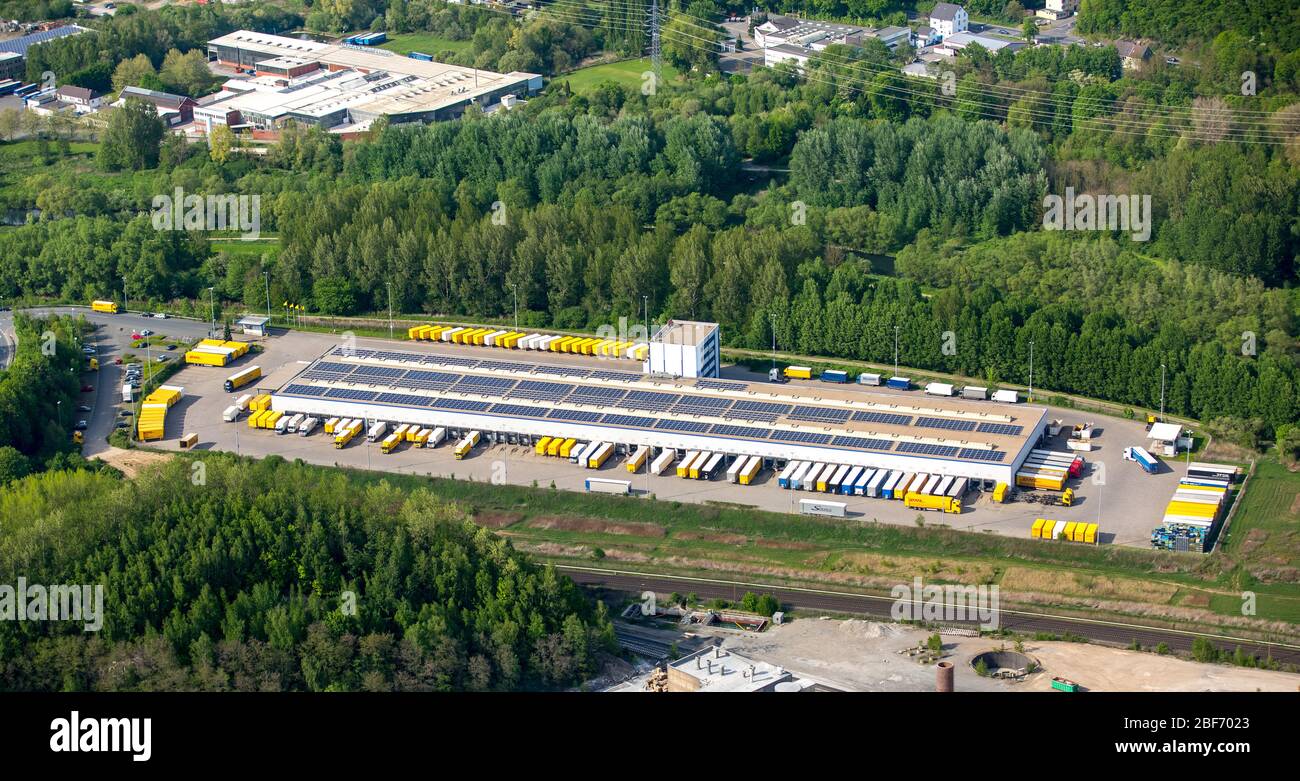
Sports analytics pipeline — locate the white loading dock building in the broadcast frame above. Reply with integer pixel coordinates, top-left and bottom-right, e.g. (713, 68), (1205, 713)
(267, 342), (1050, 488)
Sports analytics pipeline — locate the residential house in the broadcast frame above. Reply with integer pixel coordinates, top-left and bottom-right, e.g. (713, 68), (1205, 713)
(928, 3), (968, 40)
(55, 84), (101, 114)
(1115, 40), (1152, 69)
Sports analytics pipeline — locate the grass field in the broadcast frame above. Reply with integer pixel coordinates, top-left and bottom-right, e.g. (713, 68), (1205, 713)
(1221, 459), (1300, 571)
(238, 459), (1297, 630)
(378, 33), (474, 57)
(556, 58), (682, 93)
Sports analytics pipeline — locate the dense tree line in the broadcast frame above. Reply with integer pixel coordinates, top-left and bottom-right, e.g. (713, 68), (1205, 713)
(1078, 0), (1300, 50)
(0, 456), (616, 691)
(0, 315), (93, 485)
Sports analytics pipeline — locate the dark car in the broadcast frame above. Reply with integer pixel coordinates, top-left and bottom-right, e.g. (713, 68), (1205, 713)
(80, 384), (94, 392)
(115, 420), (129, 429)
(76, 404), (91, 412)
(119, 409), (133, 417)
(166, 344), (177, 350)
(74, 420), (88, 431)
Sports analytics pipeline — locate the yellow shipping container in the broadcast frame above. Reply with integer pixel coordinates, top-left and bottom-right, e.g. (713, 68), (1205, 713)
(1063, 522), (1078, 542)
(535, 436), (553, 455)
(1084, 523), (1099, 544)
(558, 438), (577, 458)
(185, 350), (227, 367)
(1031, 519), (1046, 538)
(546, 438), (563, 457)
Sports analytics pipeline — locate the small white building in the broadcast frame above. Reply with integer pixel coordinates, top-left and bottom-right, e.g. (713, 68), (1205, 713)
(928, 2), (968, 40)
(55, 85), (102, 114)
(646, 319), (720, 379)
(763, 44), (813, 71)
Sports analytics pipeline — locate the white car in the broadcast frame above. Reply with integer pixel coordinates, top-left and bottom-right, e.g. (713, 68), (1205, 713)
(152, 312), (168, 319)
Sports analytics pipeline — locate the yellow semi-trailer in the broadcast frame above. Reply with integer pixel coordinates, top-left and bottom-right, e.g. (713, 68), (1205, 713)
(412, 429), (431, 447)
(558, 438), (578, 458)
(678, 451), (700, 478)
(625, 445), (649, 472)
(904, 492), (962, 514)
(185, 349), (228, 367)
(535, 436), (553, 455)
(247, 410), (265, 428)
(324, 417), (339, 434)
(739, 456), (762, 485)
(334, 426), (357, 448)
(261, 411), (283, 430)
(453, 430), (480, 459)
(784, 366), (812, 380)
(587, 442), (613, 469)
(381, 433), (401, 454)
(224, 365), (261, 393)
(91, 299), (119, 314)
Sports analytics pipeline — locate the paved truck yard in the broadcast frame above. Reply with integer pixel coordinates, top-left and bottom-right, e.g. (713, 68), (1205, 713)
(143, 326), (1188, 548)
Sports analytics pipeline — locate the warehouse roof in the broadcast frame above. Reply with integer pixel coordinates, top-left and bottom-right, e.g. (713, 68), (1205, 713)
(272, 345), (1046, 464)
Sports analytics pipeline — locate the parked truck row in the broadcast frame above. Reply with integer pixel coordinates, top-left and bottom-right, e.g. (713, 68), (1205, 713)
(777, 462), (966, 513)
(769, 365), (1019, 402)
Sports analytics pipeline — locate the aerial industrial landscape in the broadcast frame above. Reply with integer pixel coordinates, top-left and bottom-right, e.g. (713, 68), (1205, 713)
(0, 0), (1295, 763)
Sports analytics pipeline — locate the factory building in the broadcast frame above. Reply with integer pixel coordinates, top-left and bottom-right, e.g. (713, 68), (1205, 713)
(266, 338), (1048, 487)
(203, 30), (542, 131)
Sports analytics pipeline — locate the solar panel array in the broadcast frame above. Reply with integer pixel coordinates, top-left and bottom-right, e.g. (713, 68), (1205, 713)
(976, 422), (1024, 436)
(896, 441), (961, 458)
(852, 410), (912, 426)
(770, 429), (833, 445)
(831, 435), (895, 451)
(958, 448), (1007, 462)
(915, 416), (978, 432)
(278, 348), (1031, 463)
(788, 405), (852, 424)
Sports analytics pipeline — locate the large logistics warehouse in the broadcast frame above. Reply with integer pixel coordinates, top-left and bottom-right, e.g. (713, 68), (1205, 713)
(265, 342), (1050, 487)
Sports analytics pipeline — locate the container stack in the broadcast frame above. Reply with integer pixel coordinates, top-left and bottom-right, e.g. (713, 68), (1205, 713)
(1150, 470), (1231, 553)
(136, 384), (184, 441)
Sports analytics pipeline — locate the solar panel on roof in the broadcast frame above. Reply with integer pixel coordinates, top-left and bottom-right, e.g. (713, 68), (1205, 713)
(282, 384), (326, 396)
(432, 397), (490, 412)
(769, 429), (833, 445)
(695, 379), (747, 392)
(509, 380), (573, 401)
(477, 360), (533, 373)
(619, 390), (679, 412)
(788, 405), (852, 424)
(709, 423), (769, 439)
(567, 386), (628, 405)
(656, 418), (711, 433)
(587, 370), (640, 382)
(452, 375), (516, 394)
(959, 448), (1006, 462)
(490, 403), (537, 417)
(915, 416), (978, 432)
(403, 369), (458, 385)
(601, 413), (656, 428)
(831, 435), (895, 451)
(377, 392), (426, 406)
(976, 422), (1023, 436)
(671, 397), (733, 416)
(896, 441), (960, 458)
(324, 388), (378, 402)
(548, 408), (602, 423)
(850, 410), (913, 426)
(352, 365), (405, 379)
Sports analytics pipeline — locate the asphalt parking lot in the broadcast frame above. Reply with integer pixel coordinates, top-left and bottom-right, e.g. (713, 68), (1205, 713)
(149, 328), (1183, 548)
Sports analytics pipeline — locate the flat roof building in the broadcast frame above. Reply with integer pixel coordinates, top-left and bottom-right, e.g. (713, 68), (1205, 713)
(268, 339), (1048, 486)
(204, 30), (542, 130)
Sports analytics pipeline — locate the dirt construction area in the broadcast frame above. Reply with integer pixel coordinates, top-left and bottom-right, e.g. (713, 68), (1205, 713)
(150, 329), (1185, 547)
(708, 619), (1300, 693)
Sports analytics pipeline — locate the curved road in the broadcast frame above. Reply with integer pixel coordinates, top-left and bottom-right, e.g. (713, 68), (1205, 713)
(561, 565), (1300, 666)
(0, 306), (212, 456)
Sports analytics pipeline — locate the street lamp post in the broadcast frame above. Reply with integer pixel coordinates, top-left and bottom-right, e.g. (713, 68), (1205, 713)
(893, 325), (900, 378)
(509, 283), (518, 333)
(1029, 339), (1035, 402)
(122, 274), (128, 315)
(770, 312), (777, 375)
(207, 287), (216, 338)
(386, 282), (393, 340)
(1159, 363), (1166, 422)
(263, 272), (271, 323)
